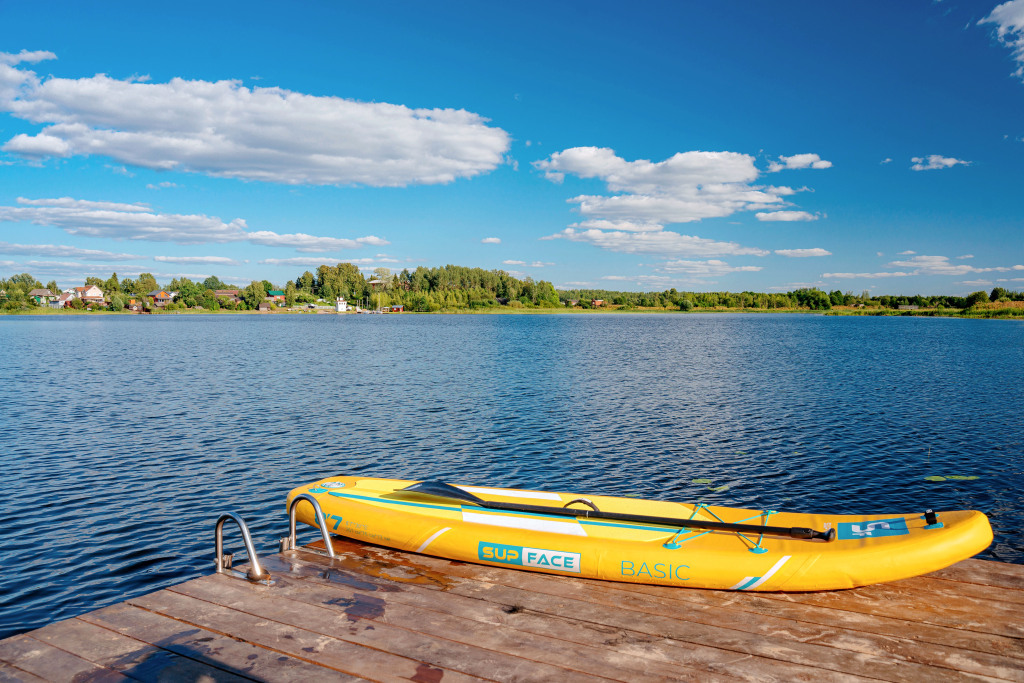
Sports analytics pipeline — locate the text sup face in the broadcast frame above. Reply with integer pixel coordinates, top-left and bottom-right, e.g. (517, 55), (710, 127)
(479, 542), (581, 573)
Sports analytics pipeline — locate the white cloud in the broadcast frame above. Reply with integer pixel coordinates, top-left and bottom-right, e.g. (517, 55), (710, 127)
(958, 279), (995, 287)
(246, 230), (387, 253)
(774, 248), (832, 257)
(654, 259), (763, 276)
(899, 250), (916, 255)
(755, 211), (819, 222)
(481, 237), (501, 244)
(153, 255), (240, 265)
(0, 196), (386, 253)
(825, 255), (1024, 279)
(500, 258), (550, 267)
(0, 52), (509, 187)
(259, 257), (343, 267)
(767, 153), (832, 172)
(541, 227), (769, 257)
(0, 241), (142, 260)
(823, 271), (913, 279)
(956, 254), (974, 259)
(0, 50), (57, 66)
(980, 0), (1024, 79)
(881, 158), (893, 165)
(910, 155), (970, 171)
(571, 219), (664, 233)
(534, 146), (821, 257)
(888, 254), (1024, 275)
(259, 256), (399, 267)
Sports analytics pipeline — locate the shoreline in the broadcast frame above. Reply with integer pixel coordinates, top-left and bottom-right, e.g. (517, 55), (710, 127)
(3, 305), (1022, 319)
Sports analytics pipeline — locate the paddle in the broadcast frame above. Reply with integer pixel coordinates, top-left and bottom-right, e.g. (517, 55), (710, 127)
(399, 480), (837, 542)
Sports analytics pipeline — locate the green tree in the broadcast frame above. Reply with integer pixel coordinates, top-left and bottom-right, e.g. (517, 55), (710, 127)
(965, 290), (989, 307)
(109, 293), (125, 311)
(261, 279), (275, 294)
(134, 273), (160, 296)
(679, 299), (694, 311)
(240, 280), (266, 308)
(45, 280), (59, 295)
(104, 272), (121, 294)
(202, 275), (228, 291)
(285, 280), (297, 307)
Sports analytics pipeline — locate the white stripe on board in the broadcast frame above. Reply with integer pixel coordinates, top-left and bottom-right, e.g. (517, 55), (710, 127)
(460, 486), (562, 501)
(416, 527), (451, 553)
(743, 555), (792, 590)
(729, 576), (756, 590)
(462, 510), (587, 536)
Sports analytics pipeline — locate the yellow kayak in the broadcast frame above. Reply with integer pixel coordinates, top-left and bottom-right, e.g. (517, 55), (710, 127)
(286, 476), (993, 591)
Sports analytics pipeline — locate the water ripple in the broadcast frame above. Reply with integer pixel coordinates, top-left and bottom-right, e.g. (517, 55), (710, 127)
(0, 313), (1021, 639)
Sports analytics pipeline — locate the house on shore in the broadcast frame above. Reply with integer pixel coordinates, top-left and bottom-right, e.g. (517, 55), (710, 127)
(148, 290), (173, 307)
(28, 289), (56, 305)
(266, 290), (285, 303)
(74, 285), (105, 305)
(591, 299), (605, 307)
(53, 291), (75, 309)
(214, 289), (242, 305)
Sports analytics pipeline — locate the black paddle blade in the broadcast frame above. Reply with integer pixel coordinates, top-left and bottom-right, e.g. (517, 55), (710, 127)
(399, 480), (485, 505)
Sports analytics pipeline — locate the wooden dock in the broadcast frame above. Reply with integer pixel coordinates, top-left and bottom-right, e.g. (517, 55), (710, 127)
(1, 537), (1022, 681)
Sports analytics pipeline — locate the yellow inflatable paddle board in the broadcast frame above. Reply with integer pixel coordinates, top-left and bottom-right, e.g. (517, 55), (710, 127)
(286, 476), (993, 591)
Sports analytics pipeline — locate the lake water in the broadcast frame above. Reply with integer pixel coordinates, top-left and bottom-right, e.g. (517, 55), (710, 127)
(1, 313), (1022, 639)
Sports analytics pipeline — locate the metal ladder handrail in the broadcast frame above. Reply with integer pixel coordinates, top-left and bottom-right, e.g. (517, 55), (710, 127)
(215, 512), (270, 581)
(281, 493), (336, 558)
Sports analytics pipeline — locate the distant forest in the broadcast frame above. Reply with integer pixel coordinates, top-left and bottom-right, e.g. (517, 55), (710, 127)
(2, 262), (1023, 313)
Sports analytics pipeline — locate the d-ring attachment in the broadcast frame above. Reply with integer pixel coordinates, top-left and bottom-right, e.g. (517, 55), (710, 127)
(282, 493), (336, 558)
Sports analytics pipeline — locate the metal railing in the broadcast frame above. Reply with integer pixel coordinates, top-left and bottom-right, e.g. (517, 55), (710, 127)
(214, 512), (271, 582)
(280, 493), (336, 558)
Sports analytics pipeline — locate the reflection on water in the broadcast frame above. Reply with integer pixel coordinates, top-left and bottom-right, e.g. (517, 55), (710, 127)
(1, 313), (1021, 638)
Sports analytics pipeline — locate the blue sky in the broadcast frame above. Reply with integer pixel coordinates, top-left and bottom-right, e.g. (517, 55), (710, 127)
(1, 0), (1023, 295)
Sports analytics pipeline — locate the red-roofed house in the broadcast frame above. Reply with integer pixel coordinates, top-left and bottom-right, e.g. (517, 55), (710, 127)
(74, 285), (104, 304)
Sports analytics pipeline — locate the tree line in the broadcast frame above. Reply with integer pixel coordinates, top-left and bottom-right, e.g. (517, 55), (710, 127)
(2, 266), (1022, 313)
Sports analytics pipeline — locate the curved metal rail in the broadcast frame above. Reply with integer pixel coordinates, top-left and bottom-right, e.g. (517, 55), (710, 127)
(215, 513), (270, 582)
(281, 493), (336, 558)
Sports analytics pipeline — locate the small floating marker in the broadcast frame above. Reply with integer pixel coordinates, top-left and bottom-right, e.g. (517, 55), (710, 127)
(923, 476), (947, 482)
(946, 475), (979, 481)
(691, 478), (713, 484)
(709, 485), (730, 493)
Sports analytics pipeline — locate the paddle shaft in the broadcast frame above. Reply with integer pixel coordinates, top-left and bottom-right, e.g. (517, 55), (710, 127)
(400, 481), (836, 541)
(468, 499), (833, 541)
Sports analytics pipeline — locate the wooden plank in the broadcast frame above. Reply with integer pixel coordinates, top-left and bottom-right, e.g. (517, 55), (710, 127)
(34, 612), (274, 682)
(0, 633), (127, 682)
(127, 588), (492, 683)
(162, 574), (634, 683)
(0, 661), (48, 683)
(621, 581), (1024, 667)
(761, 584), (1023, 639)
(80, 602), (358, 682)
(929, 560), (1024, 591)
(280, 545), (1009, 682)
(191, 570), (746, 683)
(260, 555), (866, 683)
(290, 540), (1024, 679)
(897, 575), (1024, 606)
